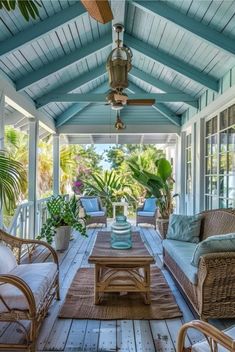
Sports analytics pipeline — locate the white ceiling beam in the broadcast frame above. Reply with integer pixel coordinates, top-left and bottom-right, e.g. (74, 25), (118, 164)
(57, 124), (180, 134)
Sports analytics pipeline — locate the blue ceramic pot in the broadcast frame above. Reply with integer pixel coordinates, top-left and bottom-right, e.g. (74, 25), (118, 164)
(111, 215), (132, 249)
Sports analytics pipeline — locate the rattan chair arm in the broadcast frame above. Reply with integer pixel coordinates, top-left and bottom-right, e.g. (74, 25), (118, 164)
(0, 274), (37, 316)
(20, 239), (59, 267)
(177, 320), (235, 352)
(199, 251), (235, 265)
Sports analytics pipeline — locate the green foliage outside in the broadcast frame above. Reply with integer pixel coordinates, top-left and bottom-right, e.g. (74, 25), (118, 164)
(0, 0), (41, 21)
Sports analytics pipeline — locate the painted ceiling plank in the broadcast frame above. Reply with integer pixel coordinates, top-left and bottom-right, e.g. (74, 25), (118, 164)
(55, 103), (90, 128)
(130, 67), (198, 108)
(125, 34), (219, 92)
(55, 81), (109, 128)
(133, 1), (235, 57)
(127, 82), (181, 126)
(16, 34), (112, 91)
(0, 2), (86, 58)
(36, 65), (107, 108)
(45, 92), (196, 103)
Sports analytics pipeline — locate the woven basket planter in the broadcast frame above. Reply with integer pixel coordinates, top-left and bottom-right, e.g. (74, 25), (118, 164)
(157, 218), (169, 239)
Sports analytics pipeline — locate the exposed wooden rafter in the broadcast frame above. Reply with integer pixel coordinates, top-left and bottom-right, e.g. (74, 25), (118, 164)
(127, 83), (181, 127)
(0, 2), (86, 58)
(125, 34), (219, 92)
(16, 34), (112, 91)
(133, 1), (235, 57)
(130, 67), (198, 109)
(36, 65), (107, 108)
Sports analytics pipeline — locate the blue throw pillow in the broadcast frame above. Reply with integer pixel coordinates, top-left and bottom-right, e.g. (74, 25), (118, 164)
(191, 233), (235, 267)
(81, 198), (99, 212)
(166, 214), (202, 243)
(143, 198), (157, 212)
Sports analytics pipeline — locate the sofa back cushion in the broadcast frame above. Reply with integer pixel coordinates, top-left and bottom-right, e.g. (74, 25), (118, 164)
(143, 198), (157, 212)
(80, 198), (99, 213)
(166, 214), (201, 243)
(199, 209), (235, 241)
(0, 245), (17, 274)
(191, 233), (235, 267)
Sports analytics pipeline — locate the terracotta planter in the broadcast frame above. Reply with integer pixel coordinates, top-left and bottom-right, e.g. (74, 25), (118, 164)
(157, 218), (169, 239)
(55, 226), (71, 251)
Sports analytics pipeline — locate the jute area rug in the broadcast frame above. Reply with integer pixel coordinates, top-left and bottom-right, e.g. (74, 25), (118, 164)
(59, 267), (182, 320)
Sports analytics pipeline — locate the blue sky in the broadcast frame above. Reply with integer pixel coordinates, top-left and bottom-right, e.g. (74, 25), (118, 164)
(94, 144), (113, 170)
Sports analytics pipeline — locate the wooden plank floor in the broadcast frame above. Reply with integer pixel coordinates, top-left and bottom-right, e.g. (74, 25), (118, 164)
(0, 225), (234, 351)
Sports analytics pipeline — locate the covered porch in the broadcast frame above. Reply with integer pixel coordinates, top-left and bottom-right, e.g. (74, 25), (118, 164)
(1, 0), (235, 351)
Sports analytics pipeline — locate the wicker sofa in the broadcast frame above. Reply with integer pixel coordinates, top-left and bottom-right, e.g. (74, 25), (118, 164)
(80, 196), (107, 226)
(0, 229), (59, 352)
(163, 209), (235, 321)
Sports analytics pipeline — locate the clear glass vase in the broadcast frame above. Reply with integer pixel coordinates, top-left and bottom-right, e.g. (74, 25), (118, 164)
(111, 215), (132, 249)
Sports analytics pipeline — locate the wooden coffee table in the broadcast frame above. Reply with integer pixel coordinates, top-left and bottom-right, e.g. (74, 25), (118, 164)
(88, 231), (155, 305)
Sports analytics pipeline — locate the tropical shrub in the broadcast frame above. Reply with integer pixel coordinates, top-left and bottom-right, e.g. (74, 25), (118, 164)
(83, 170), (137, 216)
(128, 158), (177, 219)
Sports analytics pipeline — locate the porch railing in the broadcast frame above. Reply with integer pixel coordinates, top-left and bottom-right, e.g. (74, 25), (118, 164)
(7, 194), (69, 239)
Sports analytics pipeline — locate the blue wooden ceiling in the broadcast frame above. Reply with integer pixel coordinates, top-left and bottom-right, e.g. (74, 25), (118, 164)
(1, 0), (235, 129)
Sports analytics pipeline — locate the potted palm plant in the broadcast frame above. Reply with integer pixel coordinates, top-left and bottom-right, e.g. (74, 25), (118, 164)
(38, 195), (87, 251)
(128, 158), (177, 238)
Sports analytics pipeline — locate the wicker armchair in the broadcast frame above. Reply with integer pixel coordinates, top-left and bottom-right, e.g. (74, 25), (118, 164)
(177, 320), (235, 351)
(80, 196), (107, 226)
(163, 209), (235, 320)
(0, 229), (59, 352)
(136, 198), (158, 229)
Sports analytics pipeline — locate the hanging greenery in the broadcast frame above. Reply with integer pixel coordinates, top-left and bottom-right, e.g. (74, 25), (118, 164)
(0, 0), (41, 21)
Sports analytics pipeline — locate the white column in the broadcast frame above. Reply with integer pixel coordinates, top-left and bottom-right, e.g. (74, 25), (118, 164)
(179, 131), (186, 214)
(0, 90), (5, 228)
(28, 118), (39, 238)
(53, 134), (60, 196)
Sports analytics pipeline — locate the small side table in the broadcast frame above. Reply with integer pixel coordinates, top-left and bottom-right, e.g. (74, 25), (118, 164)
(112, 201), (128, 219)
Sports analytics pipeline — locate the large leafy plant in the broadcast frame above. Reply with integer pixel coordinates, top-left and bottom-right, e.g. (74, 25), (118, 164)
(0, 150), (27, 212)
(84, 170), (136, 216)
(128, 158), (176, 219)
(38, 195), (87, 245)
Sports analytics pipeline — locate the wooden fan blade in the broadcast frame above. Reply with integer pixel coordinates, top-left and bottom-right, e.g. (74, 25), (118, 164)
(81, 0), (113, 24)
(127, 99), (155, 106)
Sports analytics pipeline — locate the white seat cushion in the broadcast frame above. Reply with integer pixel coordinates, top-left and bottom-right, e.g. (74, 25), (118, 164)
(0, 262), (57, 313)
(0, 245), (17, 274)
(192, 326), (235, 351)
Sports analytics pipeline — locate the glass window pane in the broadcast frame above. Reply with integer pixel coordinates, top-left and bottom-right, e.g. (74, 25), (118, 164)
(220, 109), (228, 130)
(212, 116), (218, 134)
(228, 198), (235, 208)
(206, 120), (212, 136)
(206, 157), (211, 174)
(206, 137), (211, 156)
(211, 176), (218, 195)
(205, 176), (211, 194)
(228, 152), (235, 173)
(228, 175), (235, 199)
(228, 127), (235, 152)
(219, 131), (227, 153)
(211, 156), (217, 174)
(211, 135), (218, 155)
(219, 198), (228, 209)
(211, 197), (218, 209)
(219, 154), (227, 174)
(228, 104), (235, 127)
(219, 176), (227, 197)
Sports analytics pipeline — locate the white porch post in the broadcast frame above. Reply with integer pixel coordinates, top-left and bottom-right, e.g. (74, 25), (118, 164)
(53, 134), (60, 196)
(28, 118), (39, 238)
(179, 131), (186, 214)
(0, 90), (5, 228)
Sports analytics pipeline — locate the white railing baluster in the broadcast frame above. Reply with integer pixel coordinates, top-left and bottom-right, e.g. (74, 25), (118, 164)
(7, 194), (69, 240)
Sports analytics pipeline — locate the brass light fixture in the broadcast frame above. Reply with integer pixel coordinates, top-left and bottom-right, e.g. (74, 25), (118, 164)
(115, 111), (126, 130)
(106, 24), (132, 92)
